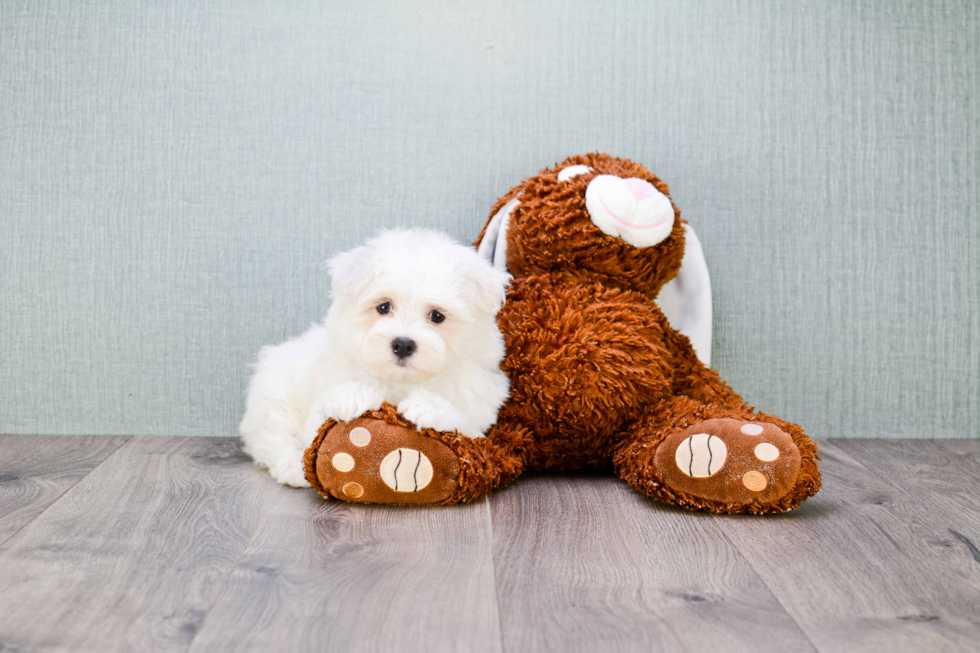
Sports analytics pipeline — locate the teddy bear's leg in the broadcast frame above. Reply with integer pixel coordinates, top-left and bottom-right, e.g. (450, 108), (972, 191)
(612, 396), (821, 514)
(303, 403), (530, 505)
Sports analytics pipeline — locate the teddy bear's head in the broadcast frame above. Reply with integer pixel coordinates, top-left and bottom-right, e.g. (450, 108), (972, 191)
(475, 153), (686, 298)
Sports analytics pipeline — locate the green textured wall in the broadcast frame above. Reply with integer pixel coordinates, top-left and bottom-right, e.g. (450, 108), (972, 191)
(2, 1), (977, 437)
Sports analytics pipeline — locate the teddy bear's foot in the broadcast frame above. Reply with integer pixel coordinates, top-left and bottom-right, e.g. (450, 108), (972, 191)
(654, 418), (802, 508)
(305, 416), (461, 504)
(303, 403), (532, 505)
(615, 401), (821, 514)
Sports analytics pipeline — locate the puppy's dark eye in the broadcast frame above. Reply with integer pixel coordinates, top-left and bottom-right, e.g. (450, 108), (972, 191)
(377, 302), (392, 315)
(429, 310), (445, 324)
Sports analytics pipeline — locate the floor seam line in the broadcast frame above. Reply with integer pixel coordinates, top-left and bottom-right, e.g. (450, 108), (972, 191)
(709, 515), (823, 653)
(0, 435), (134, 548)
(184, 482), (282, 652)
(826, 439), (980, 569)
(707, 438), (908, 653)
(830, 438), (968, 496)
(486, 497), (507, 653)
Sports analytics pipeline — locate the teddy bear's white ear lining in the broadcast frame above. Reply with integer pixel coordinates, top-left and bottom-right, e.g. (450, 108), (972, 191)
(557, 164), (591, 181)
(478, 203), (713, 368)
(477, 197), (519, 272)
(656, 223), (713, 367)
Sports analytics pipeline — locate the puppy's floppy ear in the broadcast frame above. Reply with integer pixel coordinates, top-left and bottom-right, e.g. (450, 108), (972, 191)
(463, 253), (511, 314)
(327, 244), (374, 300)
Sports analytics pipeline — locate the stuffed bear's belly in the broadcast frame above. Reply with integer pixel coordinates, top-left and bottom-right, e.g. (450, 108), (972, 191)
(498, 274), (674, 471)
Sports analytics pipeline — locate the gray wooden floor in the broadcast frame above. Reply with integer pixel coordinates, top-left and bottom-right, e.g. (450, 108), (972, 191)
(1, 436), (978, 652)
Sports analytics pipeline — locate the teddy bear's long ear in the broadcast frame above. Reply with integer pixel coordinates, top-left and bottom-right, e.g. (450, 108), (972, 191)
(476, 198), (520, 272)
(656, 223), (713, 366)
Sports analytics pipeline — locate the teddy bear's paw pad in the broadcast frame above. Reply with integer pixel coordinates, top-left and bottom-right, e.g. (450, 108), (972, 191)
(654, 418), (801, 507)
(314, 418), (459, 504)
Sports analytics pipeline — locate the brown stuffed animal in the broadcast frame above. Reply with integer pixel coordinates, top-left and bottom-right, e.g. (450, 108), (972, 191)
(305, 154), (821, 514)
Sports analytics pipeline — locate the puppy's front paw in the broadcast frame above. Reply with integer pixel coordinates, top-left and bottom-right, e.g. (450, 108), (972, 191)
(398, 390), (480, 437)
(315, 382), (385, 422)
(269, 451), (311, 488)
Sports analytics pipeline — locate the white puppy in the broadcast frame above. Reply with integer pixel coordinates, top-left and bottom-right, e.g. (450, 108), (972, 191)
(240, 229), (511, 487)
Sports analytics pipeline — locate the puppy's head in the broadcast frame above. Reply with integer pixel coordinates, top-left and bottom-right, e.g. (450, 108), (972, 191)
(327, 229), (510, 383)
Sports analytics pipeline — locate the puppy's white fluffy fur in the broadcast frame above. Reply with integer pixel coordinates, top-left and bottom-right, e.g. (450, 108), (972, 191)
(240, 229), (511, 487)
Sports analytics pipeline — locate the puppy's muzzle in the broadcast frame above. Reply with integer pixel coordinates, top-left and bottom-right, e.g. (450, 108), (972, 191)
(391, 337), (417, 360)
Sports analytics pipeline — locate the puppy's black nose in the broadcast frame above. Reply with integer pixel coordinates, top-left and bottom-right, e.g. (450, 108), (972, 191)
(392, 337), (416, 360)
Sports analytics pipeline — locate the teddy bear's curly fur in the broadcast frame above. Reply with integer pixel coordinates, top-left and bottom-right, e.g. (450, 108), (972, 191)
(306, 154), (821, 514)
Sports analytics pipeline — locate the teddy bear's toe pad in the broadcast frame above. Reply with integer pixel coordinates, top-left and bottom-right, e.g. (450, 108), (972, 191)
(655, 419), (801, 507)
(314, 418), (459, 504)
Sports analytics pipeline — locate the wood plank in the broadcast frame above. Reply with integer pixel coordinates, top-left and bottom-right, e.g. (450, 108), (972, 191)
(188, 490), (502, 653)
(489, 473), (814, 653)
(835, 439), (980, 536)
(0, 434), (130, 545)
(712, 439), (980, 652)
(935, 438), (980, 460)
(0, 436), (280, 653)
